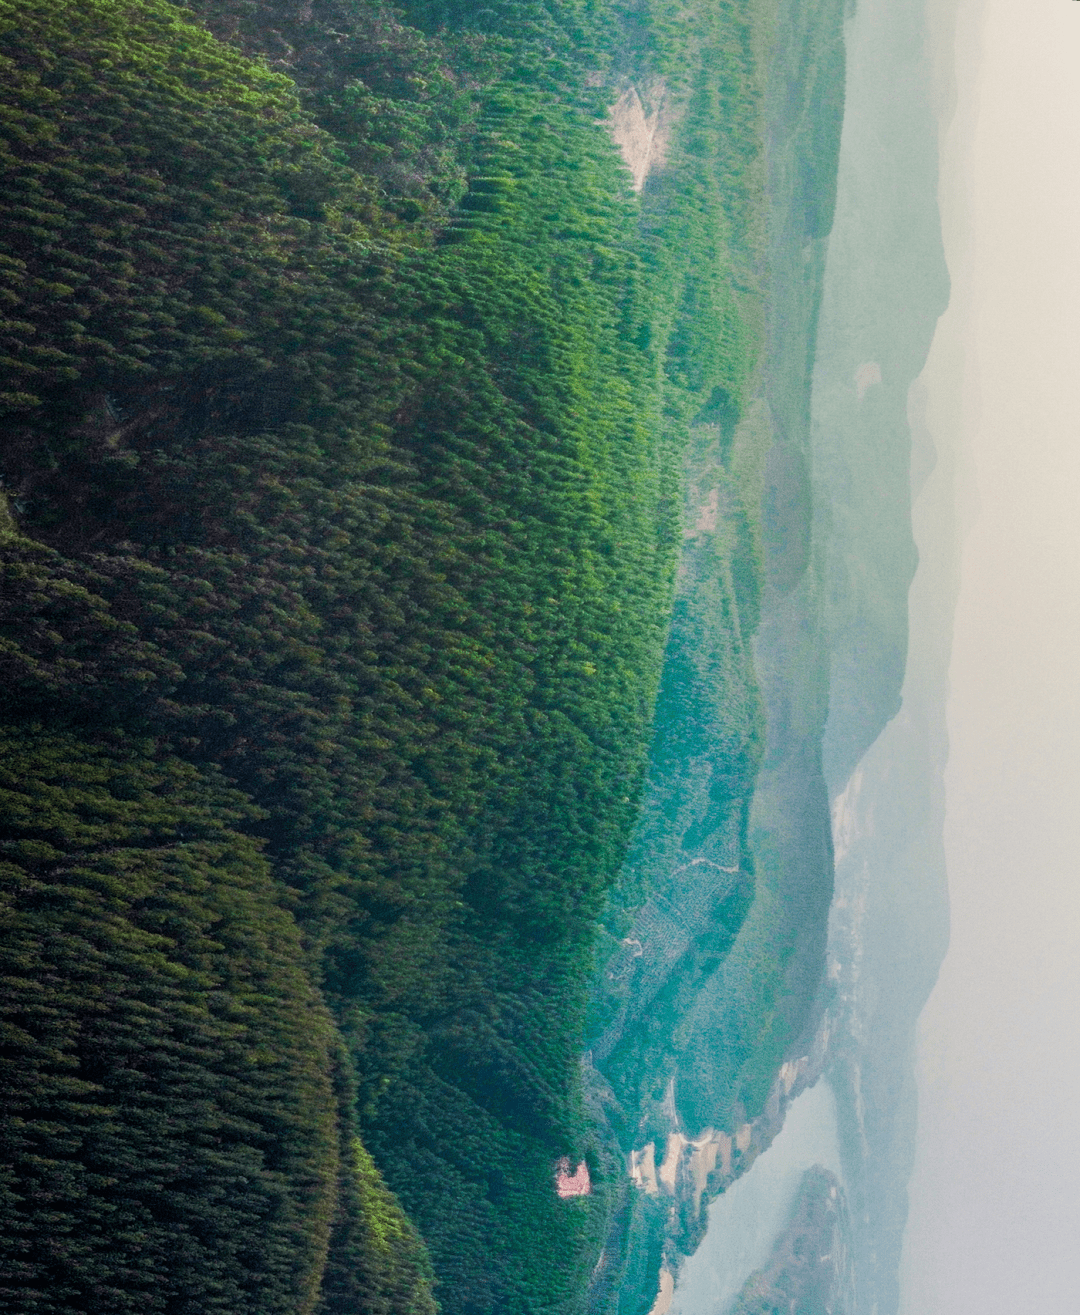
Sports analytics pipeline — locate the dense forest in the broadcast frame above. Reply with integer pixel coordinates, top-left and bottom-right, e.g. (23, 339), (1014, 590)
(0, 0), (780, 1309)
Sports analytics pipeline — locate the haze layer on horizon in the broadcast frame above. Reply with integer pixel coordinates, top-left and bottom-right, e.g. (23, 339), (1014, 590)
(900, 0), (1080, 1311)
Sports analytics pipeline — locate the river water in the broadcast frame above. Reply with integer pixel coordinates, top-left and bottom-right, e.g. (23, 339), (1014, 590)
(668, 1079), (845, 1315)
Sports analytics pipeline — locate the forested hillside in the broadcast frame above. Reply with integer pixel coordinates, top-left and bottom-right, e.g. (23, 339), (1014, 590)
(0, 0), (770, 1309)
(576, 0), (847, 1302)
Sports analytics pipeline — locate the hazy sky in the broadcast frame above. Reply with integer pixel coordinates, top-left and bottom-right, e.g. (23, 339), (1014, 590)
(900, 0), (1080, 1311)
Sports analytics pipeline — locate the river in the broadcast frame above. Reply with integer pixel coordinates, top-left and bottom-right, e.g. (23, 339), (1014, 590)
(668, 1079), (844, 1315)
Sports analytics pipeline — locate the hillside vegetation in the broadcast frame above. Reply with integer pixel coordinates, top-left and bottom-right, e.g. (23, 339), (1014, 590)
(577, 0), (848, 1303)
(0, 0), (773, 1309)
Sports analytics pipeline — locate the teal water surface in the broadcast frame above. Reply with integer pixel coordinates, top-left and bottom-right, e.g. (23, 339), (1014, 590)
(669, 1080), (845, 1315)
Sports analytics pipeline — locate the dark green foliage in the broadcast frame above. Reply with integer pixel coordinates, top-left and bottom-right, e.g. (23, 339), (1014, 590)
(319, 1137), (436, 1315)
(0, 0), (398, 419)
(181, 0), (489, 218)
(0, 530), (181, 724)
(0, 731), (339, 1315)
(0, 0), (775, 1305)
(318, 1047), (436, 1315)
